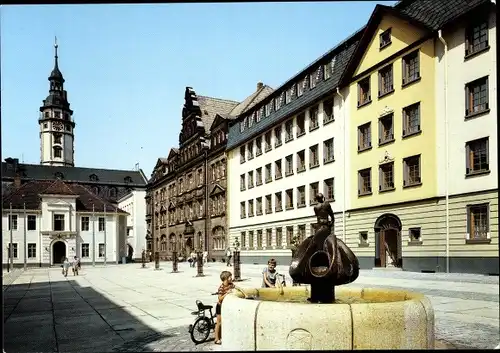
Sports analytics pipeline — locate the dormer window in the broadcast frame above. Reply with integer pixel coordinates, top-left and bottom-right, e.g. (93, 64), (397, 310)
(89, 174), (99, 182)
(54, 172), (64, 180)
(380, 28), (392, 49)
(256, 109), (261, 123)
(124, 176), (133, 184)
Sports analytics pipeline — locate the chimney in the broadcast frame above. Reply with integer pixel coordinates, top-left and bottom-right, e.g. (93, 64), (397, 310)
(257, 82), (264, 91)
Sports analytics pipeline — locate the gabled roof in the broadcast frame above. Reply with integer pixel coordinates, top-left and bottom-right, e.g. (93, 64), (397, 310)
(197, 96), (239, 135)
(228, 84), (274, 117)
(210, 114), (227, 131)
(339, 4), (432, 87)
(167, 148), (179, 160)
(2, 180), (127, 213)
(40, 179), (78, 196)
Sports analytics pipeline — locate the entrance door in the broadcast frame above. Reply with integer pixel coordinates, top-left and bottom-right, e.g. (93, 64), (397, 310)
(378, 232), (386, 267)
(374, 213), (403, 269)
(185, 238), (193, 256)
(53, 241), (66, 264)
(384, 229), (399, 267)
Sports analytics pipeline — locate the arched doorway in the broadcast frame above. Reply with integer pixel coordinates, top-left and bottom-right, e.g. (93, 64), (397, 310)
(185, 237), (193, 256)
(374, 214), (402, 268)
(53, 241), (66, 264)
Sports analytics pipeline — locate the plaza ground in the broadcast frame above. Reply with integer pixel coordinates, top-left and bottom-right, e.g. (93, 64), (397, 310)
(3, 261), (499, 352)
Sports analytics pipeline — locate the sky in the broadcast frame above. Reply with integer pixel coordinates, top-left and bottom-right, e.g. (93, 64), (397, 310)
(1, 2), (397, 177)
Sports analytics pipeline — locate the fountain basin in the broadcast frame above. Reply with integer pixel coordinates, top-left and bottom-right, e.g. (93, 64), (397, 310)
(221, 286), (434, 350)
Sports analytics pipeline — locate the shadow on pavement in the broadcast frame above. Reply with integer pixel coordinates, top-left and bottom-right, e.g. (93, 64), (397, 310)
(3, 278), (169, 353)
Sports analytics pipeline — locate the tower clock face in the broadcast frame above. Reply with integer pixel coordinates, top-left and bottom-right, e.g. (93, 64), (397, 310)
(53, 122), (63, 131)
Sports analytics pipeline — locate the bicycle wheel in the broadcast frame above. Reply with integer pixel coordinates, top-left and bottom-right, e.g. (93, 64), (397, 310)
(190, 316), (211, 344)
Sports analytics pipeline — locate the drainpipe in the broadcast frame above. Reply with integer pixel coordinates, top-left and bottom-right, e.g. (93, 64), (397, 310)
(438, 30), (450, 273)
(336, 87), (346, 242)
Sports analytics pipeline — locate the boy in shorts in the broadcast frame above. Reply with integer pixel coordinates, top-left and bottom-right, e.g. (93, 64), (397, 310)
(214, 270), (234, 345)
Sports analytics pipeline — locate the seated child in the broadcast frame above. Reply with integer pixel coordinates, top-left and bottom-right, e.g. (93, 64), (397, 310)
(214, 270), (235, 345)
(262, 258), (278, 288)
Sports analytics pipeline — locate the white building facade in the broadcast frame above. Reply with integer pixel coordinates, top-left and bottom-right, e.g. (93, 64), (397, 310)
(434, 2), (498, 274)
(2, 181), (128, 268)
(226, 35), (359, 264)
(117, 189), (147, 261)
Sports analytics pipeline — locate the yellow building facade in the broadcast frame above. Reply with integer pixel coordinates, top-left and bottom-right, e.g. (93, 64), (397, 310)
(342, 7), (442, 271)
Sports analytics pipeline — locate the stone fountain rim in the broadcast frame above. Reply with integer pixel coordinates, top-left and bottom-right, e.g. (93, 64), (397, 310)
(230, 286), (426, 305)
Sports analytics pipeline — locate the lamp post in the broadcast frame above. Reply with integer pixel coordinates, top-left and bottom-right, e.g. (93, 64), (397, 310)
(196, 233), (204, 277)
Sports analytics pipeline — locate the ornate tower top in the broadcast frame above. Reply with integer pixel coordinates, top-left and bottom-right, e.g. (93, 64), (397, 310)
(49, 36), (65, 83)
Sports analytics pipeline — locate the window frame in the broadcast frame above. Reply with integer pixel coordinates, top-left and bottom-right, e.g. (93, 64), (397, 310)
(378, 64), (394, 98)
(402, 50), (421, 86)
(466, 203), (490, 243)
(358, 168), (372, 196)
(465, 76), (489, 118)
(357, 122), (372, 152)
(357, 76), (372, 108)
(402, 102), (421, 138)
(379, 28), (392, 49)
(379, 162), (395, 192)
(403, 154), (422, 187)
(379, 113), (395, 145)
(465, 19), (489, 58)
(465, 137), (490, 176)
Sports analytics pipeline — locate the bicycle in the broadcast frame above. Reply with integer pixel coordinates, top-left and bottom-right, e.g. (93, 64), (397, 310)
(188, 293), (218, 344)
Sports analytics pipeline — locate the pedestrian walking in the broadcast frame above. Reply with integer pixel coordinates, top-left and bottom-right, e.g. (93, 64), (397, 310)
(226, 248), (232, 267)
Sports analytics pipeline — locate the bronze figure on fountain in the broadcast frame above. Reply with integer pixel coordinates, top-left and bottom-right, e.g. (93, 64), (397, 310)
(289, 193), (359, 303)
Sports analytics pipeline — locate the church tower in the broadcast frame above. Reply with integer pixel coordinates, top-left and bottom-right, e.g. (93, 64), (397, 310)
(39, 38), (75, 167)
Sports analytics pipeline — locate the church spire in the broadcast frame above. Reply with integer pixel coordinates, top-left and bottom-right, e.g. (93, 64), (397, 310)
(49, 36), (64, 83)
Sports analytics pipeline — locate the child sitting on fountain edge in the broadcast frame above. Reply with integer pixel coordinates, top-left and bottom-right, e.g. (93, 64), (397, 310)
(214, 270), (235, 345)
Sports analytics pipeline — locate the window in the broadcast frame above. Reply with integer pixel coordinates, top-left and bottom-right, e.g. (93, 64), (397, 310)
(379, 162), (395, 192)
(265, 163), (272, 183)
(285, 155), (294, 177)
(256, 197), (263, 216)
(8, 215), (18, 230)
(358, 122), (372, 151)
(297, 186), (306, 207)
(358, 77), (371, 107)
(297, 150), (306, 172)
(265, 132), (272, 152)
(241, 231), (246, 248)
(98, 243), (105, 257)
(248, 200), (254, 217)
(256, 137), (263, 156)
(358, 168), (372, 196)
(264, 102), (271, 117)
(240, 202), (246, 219)
(310, 70), (317, 89)
(465, 77), (489, 117)
(298, 225), (306, 243)
(266, 229), (272, 247)
(81, 216), (90, 231)
(324, 178), (334, 201)
(465, 20), (489, 57)
(285, 189), (294, 210)
(247, 141), (254, 160)
(309, 105), (319, 131)
(275, 192), (282, 212)
(275, 96), (282, 111)
(285, 120), (294, 142)
(403, 155), (421, 187)
(256, 167), (263, 186)
(323, 98), (334, 124)
(8, 243), (18, 259)
(82, 243), (90, 258)
(409, 228), (421, 243)
(276, 227), (283, 248)
(380, 28), (392, 49)
(296, 112), (305, 136)
(324, 62), (331, 80)
(98, 217), (105, 232)
(297, 80), (304, 97)
(285, 88), (292, 104)
(466, 137), (489, 175)
(240, 174), (246, 191)
(402, 50), (420, 85)
(323, 138), (334, 163)
(379, 113), (394, 145)
(240, 146), (246, 163)
(248, 171), (254, 189)
(53, 214), (65, 231)
(286, 226), (294, 247)
(359, 231), (369, 246)
(274, 126), (282, 147)
(54, 133), (62, 144)
(256, 230), (263, 248)
(310, 182), (319, 204)
(402, 103), (421, 136)
(467, 204), (489, 240)
(53, 146), (62, 158)
(309, 144), (319, 168)
(378, 64), (394, 97)
(25, 215), (36, 231)
(249, 231), (254, 248)
(275, 159), (282, 179)
(28, 243), (36, 258)
(265, 195), (272, 214)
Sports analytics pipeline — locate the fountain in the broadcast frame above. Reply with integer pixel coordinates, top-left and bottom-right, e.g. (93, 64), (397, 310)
(221, 194), (434, 350)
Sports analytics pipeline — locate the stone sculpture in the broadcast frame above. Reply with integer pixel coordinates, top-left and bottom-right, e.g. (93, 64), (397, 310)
(289, 193), (359, 303)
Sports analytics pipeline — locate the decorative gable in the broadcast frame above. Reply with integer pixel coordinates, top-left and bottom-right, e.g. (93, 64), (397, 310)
(210, 184), (225, 196)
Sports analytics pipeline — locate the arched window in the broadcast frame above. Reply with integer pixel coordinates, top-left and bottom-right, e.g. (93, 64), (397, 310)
(92, 186), (100, 195)
(160, 235), (167, 251)
(89, 174), (99, 182)
(124, 176), (133, 184)
(53, 146), (62, 158)
(109, 187), (117, 198)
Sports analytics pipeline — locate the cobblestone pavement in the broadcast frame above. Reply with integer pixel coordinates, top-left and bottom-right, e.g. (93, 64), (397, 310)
(3, 262), (498, 352)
